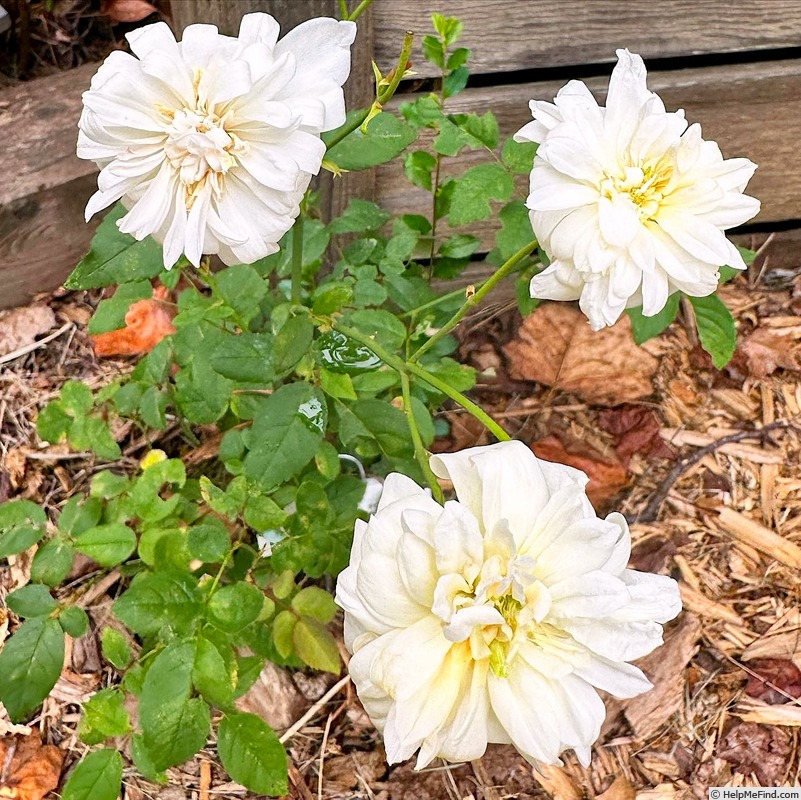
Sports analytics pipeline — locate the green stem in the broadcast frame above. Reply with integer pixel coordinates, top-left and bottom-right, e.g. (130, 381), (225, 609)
(329, 321), (511, 442)
(402, 286), (467, 319)
(400, 371), (444, 503)
(347, 0), (376, 21)
(411, 239), (538, 362)
(338, 0), (349, 18)
(324, 30), (413, 151)
(291, 216), (304, 304)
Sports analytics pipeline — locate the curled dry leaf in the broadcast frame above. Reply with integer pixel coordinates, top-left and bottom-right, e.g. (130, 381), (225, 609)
(91, 286), (175, 357)
(599, 405), (676, 466)
(503, 304), (658, 406)
(740, 327), (801, 378)
(744, 658), (801, 704)
(0, 305), (56, 358)
(531, 435), (628, 507)
(717, 721), (791, 785)
(101, 0), (158, 23)
(0, 730), (64, 800)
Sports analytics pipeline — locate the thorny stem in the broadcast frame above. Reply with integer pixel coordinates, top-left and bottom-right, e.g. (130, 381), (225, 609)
(411, 239), (538, 362)
(400, 371), (445, 503)
(346, 0), (376, 22)
(291, 215), (304, 304)
(324, 31), (414, 151)
(328, 321), (511, 442)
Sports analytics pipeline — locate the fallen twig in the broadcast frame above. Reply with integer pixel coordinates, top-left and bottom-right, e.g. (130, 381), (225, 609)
(636, 418), (795, 523)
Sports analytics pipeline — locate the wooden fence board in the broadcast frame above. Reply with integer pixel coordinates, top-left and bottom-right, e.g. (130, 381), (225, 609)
(374, 0), (801, 78)
(377, 59), (801, 250)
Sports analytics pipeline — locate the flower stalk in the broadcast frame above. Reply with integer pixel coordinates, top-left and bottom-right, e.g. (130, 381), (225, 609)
(327, 320), (511, 442)
(411, 239), (538, 362)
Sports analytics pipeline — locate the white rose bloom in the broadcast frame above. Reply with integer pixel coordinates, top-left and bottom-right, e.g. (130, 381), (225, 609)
(515, 49), (760, 330)
(336, 441), (681, 768)
(78, 14), (356, 269)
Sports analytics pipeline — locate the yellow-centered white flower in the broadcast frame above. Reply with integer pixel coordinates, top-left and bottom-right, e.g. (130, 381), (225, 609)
(78, 13), (356, 268)
(515, 49), (760, 330)
(336, 441), (681, 768)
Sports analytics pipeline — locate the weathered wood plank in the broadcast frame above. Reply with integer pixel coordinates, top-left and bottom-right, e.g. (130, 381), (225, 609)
(374, 0), (801, 78)
(0, 64), (99, 309)
(377, 59), (801, 250)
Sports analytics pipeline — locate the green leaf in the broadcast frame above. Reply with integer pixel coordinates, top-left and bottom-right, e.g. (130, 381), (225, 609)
(338, 399), (411, 458)
(292, 618), (340, 673)
(312, 283), (353, 315)
(627, 293), (681, 345)
(501, 137), (538, 174)
(320, 369), (358, 400)
(139, 641), (211, 771)
(218, 712), (288, 796)
(193, 636), (235, 708)
(329, 199), (390, 234)
(74, 524), (136, 567)
(433, 118), (475, 156)
(188, 518), (230, 563)
(439, 234), (480, 259)
(344, 309), (407, 352)
(291, 587), (337, 624)
(113, 571), (202, 637)
(210, 332), (275, 385)
(432, 12), (463, 46)
(90, 471), (130, 499)
(66, 204), (166, 290)
(31, 538), (75, 586)
(233, 655), (264, 699)
(59, 496), (103, 536)
(244, 493), (288, 532)
(174, 360), (232, 424)
(0, 618), (64, 721)
(459, 112), (499, 148)
(59, 606), (90, 638)
(487, 200), (535, 265)
(690, 293), (737, 369)
(208, 583), (265, 632)
(214, 264), (267, 323)
(62, 749), (123, 800)
(421, 34), (445, 68)
(88, 280), (153, 334)
(271, 610), (297, 659)
(100, 627), (132, 670)
(403, 150), (438, 191)
(447, 46), (470, 71)
(244, 383), (326, 489)
(0, 499), (47, 558)
(7, 584), (57, 618)
(449, 164), (514, 226)
(443, 66), (469, 98)
(79, 688), (131, 745)
(273, 315), (314, 376)
(326, 112), (417, 171)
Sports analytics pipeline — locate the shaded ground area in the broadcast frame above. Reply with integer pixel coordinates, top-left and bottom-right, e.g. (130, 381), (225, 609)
(0, 0), (165, 85)
(1, 266), (801, 798)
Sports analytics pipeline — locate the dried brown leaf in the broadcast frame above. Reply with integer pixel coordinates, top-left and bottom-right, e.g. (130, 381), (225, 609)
(717, 721), (791, 785)
(91, 286), (175, 357)
(622, 613), (701, 739)
(532, 764), (582, 800)
(599, 405), (676, 466)
(744, 658), (801, 704)
(0, 730), (63, 800)
(235, 662), (306, 730)
(741, 328), (801, 378)
(102, 0), (158, 23)
(503, 304), (658, 405)
(0, 305), (56, 358)
(531, 435), (628, 507)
